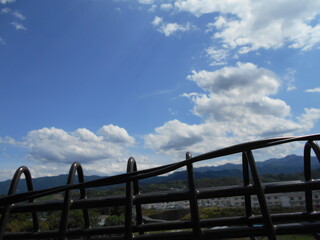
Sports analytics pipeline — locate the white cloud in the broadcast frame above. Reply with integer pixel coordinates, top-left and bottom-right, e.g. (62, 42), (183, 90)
(0, 136), (19, 145)
(206, 47), (228, 66)
(0, 169), (15, 182)
(151, 15), (194, 37)
(174, 0), (320, 53)
(0, 36), (4, 45)
(0, 152), (161, 181)
(137, 0), (154, 4)
(283, 68), (297, 91)
(306, 87), (320, 93)
(98, 124), (135, 145)
(297, 108), (320, 131)
(188, 62), (280, 98)
(1, 7), (25, 20)
(151, 16), (163, 26)
(145, 119), (205, 155)
(145, 63), (320, 156)
(12, 10), (25, 20)
(159, 22), (194, 37)
(11, 21), (26, 30)
(2, 125), (136, 164)
(160, 3), (173, 11)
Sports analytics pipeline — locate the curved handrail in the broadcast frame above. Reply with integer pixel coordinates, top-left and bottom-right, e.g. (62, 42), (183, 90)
(1, 134), (319, 206)
(0, 134), (320, 239)
(58, 162), (90, 239)
(0, 166), (39, 238)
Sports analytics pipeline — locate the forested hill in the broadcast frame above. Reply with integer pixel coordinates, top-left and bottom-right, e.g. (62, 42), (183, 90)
(0, 154), (319, 195)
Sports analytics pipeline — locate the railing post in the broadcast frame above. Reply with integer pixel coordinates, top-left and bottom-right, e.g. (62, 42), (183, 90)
(244, 151), (276, 240)
(304, 141), (314, 214)
(0, 166), (39, 239)
(242, 153), (257, 240)
(186, 152), (202, 239)
(125, 157), (135, 240)
(1, 134), (320, 239)
(59, 162), (89, 240)
(303, 141), (320, 240)
(133, 161), (144, 235)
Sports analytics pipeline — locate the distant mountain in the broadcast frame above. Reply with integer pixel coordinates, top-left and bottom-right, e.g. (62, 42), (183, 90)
(143, 154), (319, 183)
(0, 155), (319, 195)
(196, 154), (319, 175)
(0, 175), (104, 195)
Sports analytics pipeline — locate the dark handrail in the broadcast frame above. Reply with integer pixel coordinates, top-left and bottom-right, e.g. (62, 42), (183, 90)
(0, 134), (319, 239)
(2, 134), (320, 206)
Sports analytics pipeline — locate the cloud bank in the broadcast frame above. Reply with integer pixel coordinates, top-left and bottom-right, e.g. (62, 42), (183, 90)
(175, 0), (320, 52)
(145, 63), (320, 156)
(6, 125), (135, 164)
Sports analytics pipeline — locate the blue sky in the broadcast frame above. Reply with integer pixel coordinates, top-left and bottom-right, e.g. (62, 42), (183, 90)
(0, 0), (320, 181)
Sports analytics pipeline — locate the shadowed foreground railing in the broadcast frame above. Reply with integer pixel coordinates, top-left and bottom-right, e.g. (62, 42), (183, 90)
(0, 134), (320, 240)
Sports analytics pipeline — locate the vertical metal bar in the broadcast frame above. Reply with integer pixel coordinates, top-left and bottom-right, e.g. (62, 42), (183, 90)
(132, 160), (144, 235)
(59, 165), (74, 240)
(59, 162), (89, 240)
(76, 163), (91, 238)
(125, 157), (135, 240)
(304, 140), (320, 240)
(186, 152), (202, 239)
(304, 141), (313, 213)
(313, 233), (320, 240)
(244, 151), (276, 240)
(0, 206), (11, 239)
(0, 166), (39, 239)
(242, 153), (252, 217)
(242, 153), (257, 240)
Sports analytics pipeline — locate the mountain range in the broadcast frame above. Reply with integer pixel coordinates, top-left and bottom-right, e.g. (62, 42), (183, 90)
(0, 154), (319, 195)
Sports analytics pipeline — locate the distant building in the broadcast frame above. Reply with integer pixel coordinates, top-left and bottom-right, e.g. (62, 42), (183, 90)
(142, 191), (320, 210)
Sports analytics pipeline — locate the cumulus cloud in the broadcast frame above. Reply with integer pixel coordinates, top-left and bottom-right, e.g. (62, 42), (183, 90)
(0, 152), (159, 182)
(3, 125), (135, 164)
(306, 87), (320, 93)
(145, 63), (320, 156)
(174, 0), (320, 53)
(145, 120), (205, 153)
(297, 108), (320, 130)
(98, 124), (135, 145)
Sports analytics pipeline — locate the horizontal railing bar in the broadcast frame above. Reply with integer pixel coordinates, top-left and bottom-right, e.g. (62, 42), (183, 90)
(3, 179), (319, 214)
(2, 134), (319, 206)
(1, 135), (319, 239)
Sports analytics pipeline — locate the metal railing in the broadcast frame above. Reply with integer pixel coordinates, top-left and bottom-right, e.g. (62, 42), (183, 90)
(0, 134), (320, 239)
